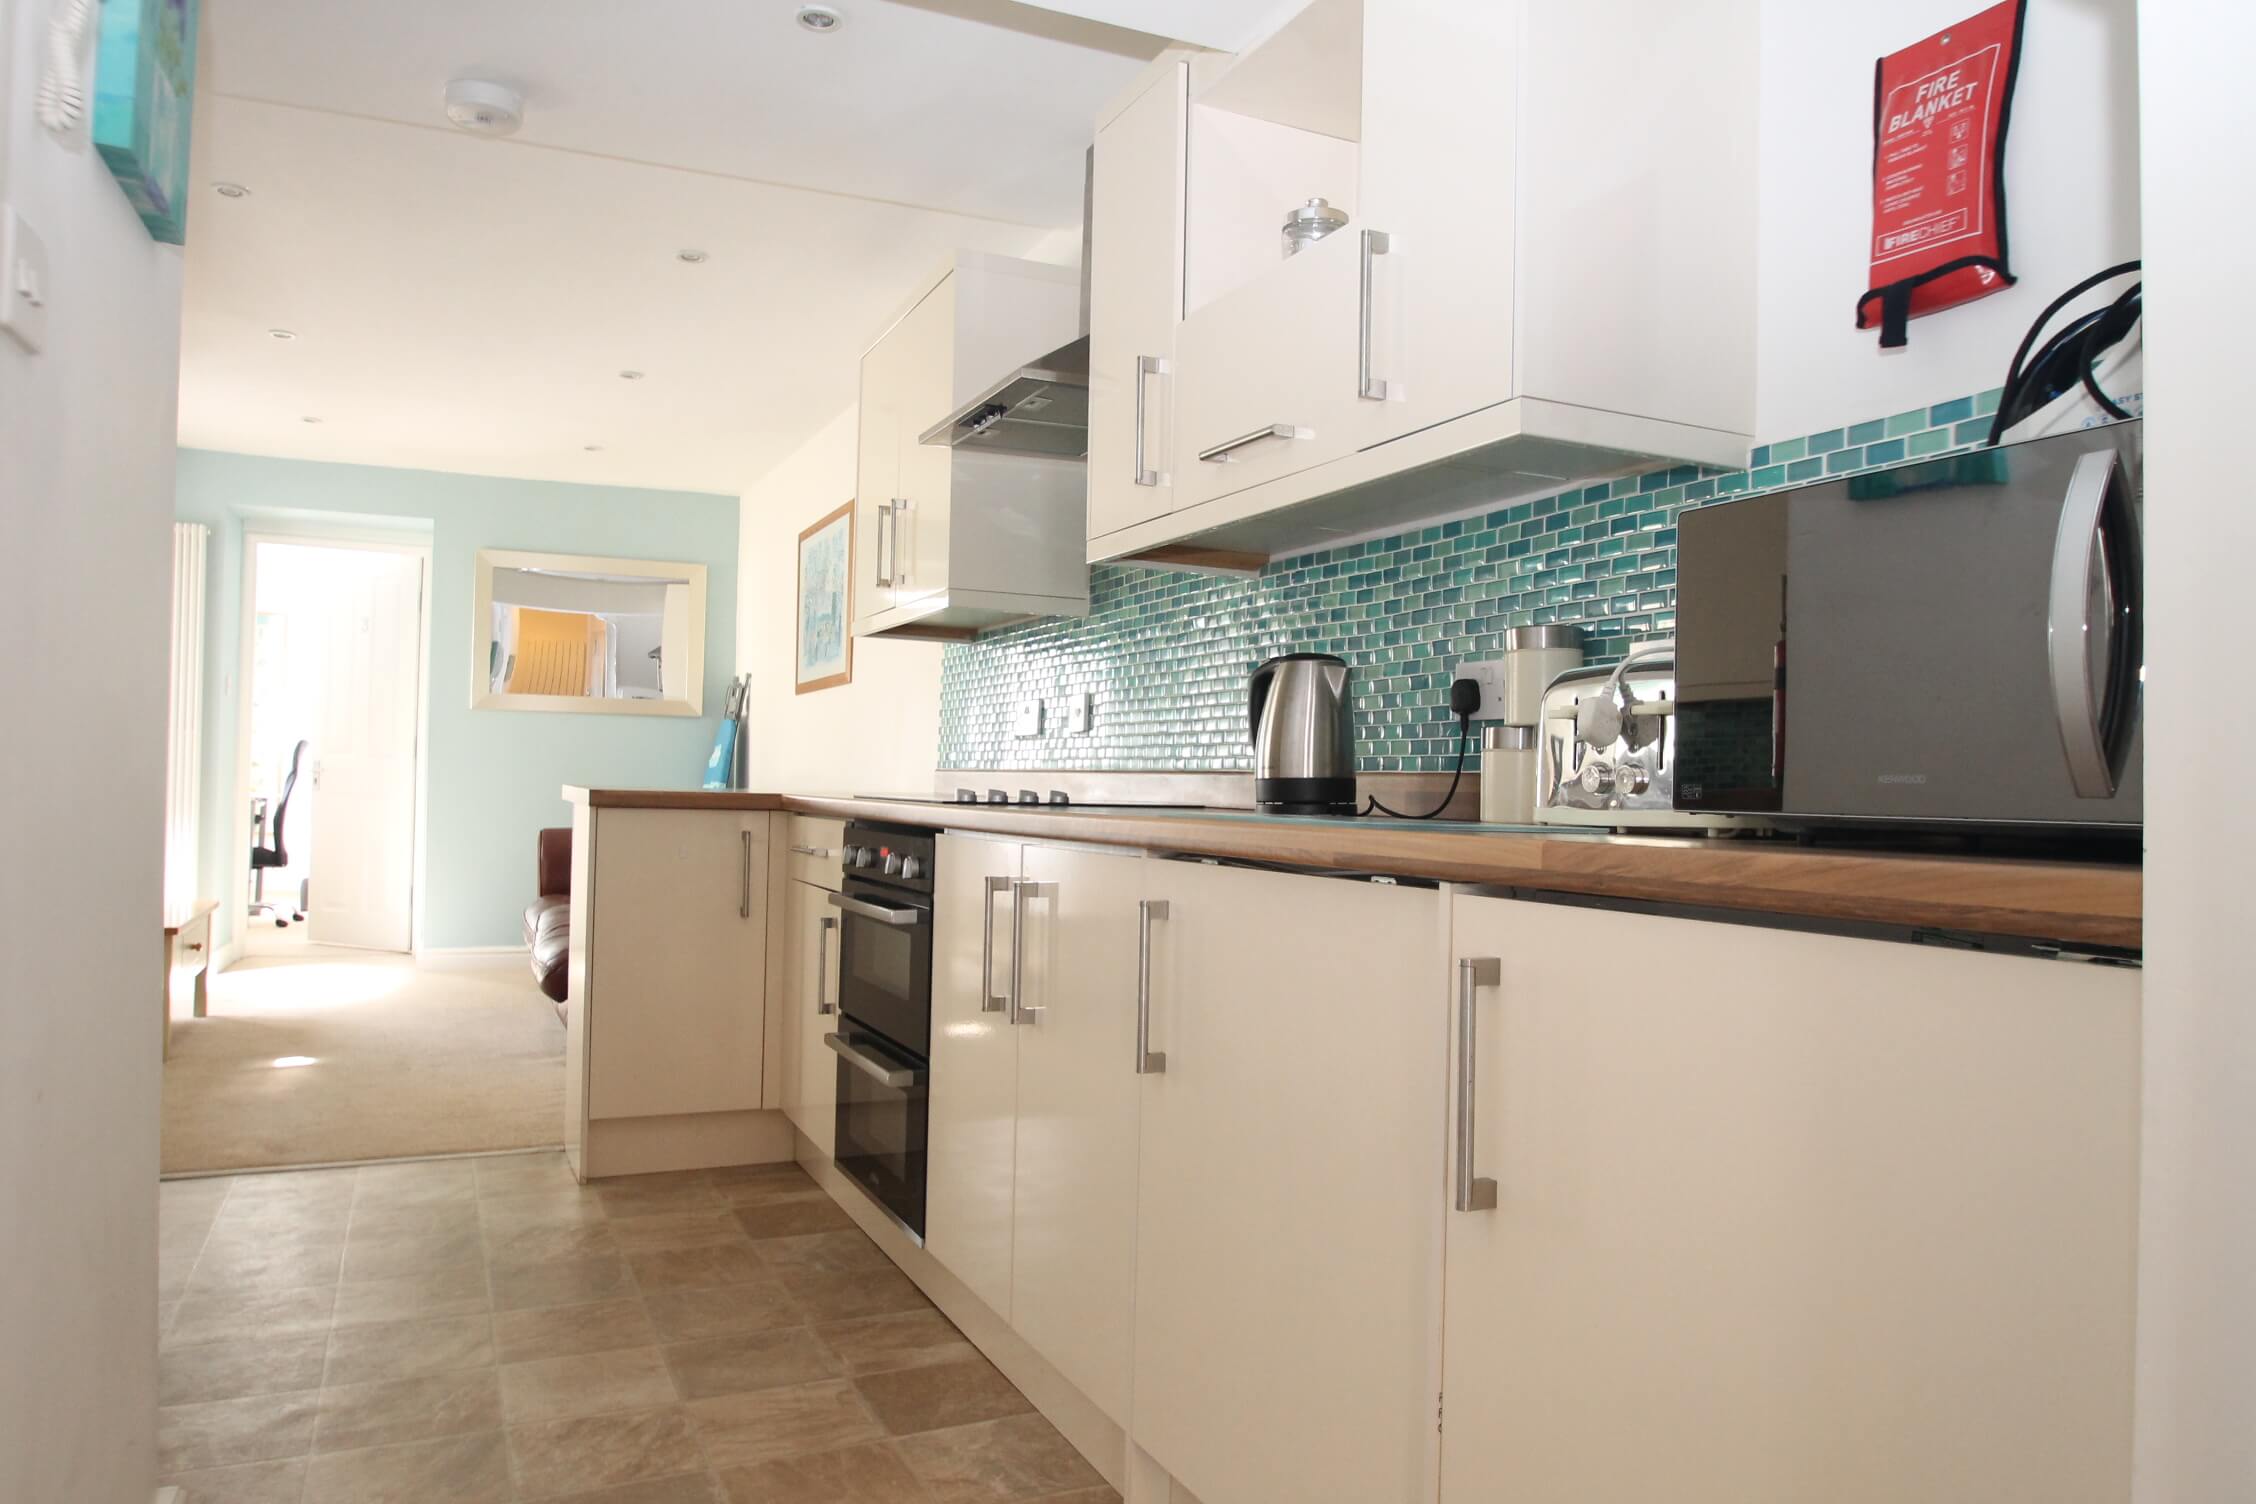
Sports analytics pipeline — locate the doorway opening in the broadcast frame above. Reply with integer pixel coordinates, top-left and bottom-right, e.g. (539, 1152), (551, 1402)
(238, 537), (428, 957)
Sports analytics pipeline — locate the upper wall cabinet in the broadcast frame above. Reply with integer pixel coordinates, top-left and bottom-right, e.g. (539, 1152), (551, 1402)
(855, 253), (1092, 641)
(1087, 0), (1760, 566)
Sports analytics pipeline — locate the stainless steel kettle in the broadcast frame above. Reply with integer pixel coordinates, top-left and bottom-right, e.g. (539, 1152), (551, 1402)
(1249, 653), (1356, 814)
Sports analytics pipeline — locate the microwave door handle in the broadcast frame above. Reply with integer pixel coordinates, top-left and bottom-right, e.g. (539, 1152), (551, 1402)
(2046, 450), (2122, 798)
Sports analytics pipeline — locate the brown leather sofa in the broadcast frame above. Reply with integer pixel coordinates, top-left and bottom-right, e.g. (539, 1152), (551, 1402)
(525, 827), (570, 1021)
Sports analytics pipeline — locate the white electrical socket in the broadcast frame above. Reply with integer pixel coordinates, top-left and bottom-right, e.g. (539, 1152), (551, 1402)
(0, 206), (52, 354)
(1455, 659), (1513, 719)
(1013, 699), (1044, 738)
(1067, 692), (1093, 734)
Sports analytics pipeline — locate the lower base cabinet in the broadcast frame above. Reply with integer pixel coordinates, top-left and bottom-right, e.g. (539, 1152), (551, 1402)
(777, 876), (840, 1158)
(1441, 894), (2140, 1504)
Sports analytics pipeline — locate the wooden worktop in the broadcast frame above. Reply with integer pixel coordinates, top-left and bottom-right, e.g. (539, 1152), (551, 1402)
(566, 787), (2142, 950)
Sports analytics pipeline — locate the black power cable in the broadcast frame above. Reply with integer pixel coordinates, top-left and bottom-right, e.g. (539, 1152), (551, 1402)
(1986, 260), (2142, 446)
(1363, 678), (1483, 820)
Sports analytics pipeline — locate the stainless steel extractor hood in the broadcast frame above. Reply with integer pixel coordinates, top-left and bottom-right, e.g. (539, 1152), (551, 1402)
(916, 336), (1089, 459)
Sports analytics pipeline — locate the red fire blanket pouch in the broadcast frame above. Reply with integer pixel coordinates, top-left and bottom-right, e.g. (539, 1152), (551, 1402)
(1857, 0), (2028, 348)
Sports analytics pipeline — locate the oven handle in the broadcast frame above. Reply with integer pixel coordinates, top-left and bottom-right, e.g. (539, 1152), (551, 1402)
(827, 892), (926, 926)
(826, 1032), (926, 1089)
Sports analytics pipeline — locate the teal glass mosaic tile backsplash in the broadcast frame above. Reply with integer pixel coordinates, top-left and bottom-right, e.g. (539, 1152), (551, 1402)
(937, 388), (2008, 774)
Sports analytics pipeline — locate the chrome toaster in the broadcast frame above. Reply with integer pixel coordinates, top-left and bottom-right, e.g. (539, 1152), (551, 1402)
(1535, 642), (1761, 834)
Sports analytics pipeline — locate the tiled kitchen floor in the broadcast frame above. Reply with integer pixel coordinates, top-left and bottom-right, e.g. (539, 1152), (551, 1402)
(157, 1154), (1117, 1503)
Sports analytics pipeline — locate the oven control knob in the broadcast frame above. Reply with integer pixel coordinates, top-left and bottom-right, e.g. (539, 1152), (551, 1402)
(1579, 761), (1616, 797)
(882, 851), (903, 876)
(900, 855), (925, 882)
(851, 846), (875, 869)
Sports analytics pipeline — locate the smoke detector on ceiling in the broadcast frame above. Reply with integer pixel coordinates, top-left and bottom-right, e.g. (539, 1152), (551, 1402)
(444, 78), (524, 136)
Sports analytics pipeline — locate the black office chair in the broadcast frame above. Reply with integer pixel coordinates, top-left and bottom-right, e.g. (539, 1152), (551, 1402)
(250, 740), (309, 927)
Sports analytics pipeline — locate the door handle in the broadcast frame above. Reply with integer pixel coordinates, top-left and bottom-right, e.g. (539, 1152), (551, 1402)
(892, 498), (912, 587)
(1198, 424), (1302, 464)
(1135, 898), (1168, 1074)
(1358, 229), (1393, 401)
(2046, 449), (2137, 797)
(739, 830), (753, 919)
(826, 892), (925, 926)
(825, 1032), (925, 1089)
(1009, 881), (1053, 1027)
(789, 844), (834, 859)
(874, 500), (895, 588)
(980, 875), (1010, 1012)
(1134, 354), (1168, 487)
(1455, 957), (1500, 1213)
(816, 915), (836, 1016)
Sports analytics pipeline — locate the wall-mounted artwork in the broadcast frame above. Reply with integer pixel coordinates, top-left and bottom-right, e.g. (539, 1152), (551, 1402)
(796, 501), (854, 695)
(94, 0), (201, 245)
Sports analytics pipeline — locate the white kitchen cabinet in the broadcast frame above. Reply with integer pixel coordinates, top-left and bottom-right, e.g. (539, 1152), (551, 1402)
(1132, 860), (1446, 1503)
(1094, 0), (1758, 564)
(926, 833), (1022, 1317)
(853, 253), (1090, 639)
(776, 876), (841, 1159)
(1441, 895), (2140, 1504)
(1087, 59), (1189, 548)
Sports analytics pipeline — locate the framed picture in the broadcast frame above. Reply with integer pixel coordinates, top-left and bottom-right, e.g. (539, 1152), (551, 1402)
(94, 0), (201, 246)
(795, 501), (855, 694)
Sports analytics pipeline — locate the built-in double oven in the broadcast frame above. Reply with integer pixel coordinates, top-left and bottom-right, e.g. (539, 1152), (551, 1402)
(825, 822), (935, 1241)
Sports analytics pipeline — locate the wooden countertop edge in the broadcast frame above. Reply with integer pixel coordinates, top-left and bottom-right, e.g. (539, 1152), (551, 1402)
(563, 788), (2141, 949)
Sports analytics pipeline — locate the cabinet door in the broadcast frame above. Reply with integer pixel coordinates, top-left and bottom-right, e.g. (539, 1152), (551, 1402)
(925, 834), (1019, 1316)
(586, 811), (769, 1121)
(892, 276), (957, 607)
(1010, 843), (1145, 1427)
(1133, 861), (1446, 1503)
(1442, 896), (2139, 1504)
(1347, 0), (1519, 452)
(778, 878), (839, 1158)
(1088, 62), (1189, 543)
(856, 333), (904, 622)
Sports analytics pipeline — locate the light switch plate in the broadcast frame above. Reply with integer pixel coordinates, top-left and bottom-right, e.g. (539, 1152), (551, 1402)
(1067, 692), (1094, 734)
(0, 206), (50, 354)
(1013, 699), (1044, 737)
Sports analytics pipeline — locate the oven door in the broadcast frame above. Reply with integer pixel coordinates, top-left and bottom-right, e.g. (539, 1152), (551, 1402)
(829, 887), (933, 1057)
(829, 1023), (929, 1241)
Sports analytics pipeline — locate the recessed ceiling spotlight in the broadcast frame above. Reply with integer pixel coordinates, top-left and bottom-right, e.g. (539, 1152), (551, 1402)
(796, 5), (844, 33)
(676, 249), (709, 265)
(213, 181), (250, 198)
(584, 444), (605, 452)
(268, 328), (297, 341)
(444, 78), (525, 136)
(618, 369), (645, 381)
(301, 415), (323, 424)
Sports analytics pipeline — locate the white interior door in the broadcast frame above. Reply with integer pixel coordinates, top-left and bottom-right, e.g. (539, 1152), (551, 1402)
(308, 549), (423, 951)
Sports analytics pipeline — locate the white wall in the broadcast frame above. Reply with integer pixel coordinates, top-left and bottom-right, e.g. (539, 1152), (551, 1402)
(2132, 5), (2256, 1498)
(0, 0), (182, 1498)
(1756, 0), (2141, 440)
(736, 406), (948, 794)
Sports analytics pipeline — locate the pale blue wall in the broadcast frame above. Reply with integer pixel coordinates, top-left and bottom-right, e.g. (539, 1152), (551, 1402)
(176, 450), (739, 950)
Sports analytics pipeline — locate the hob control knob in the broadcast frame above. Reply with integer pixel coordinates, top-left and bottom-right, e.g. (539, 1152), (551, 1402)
(882, 851), (903, 876)
(901, 855), (925, 882)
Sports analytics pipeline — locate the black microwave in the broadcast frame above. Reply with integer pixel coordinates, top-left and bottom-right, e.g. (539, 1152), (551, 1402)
(1673, 421), (2142, 833)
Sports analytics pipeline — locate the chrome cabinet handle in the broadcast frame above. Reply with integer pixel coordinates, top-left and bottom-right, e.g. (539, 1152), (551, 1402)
(816, 915), (836, 1015)
(789, 844), (834, 859)
(826, 1032), (925, 1089)
(1358, 229), (1393, 401)
(1198, 424), (1300, 464)
(1455, 957), (1500, 1213)
(892, 498), (912, 587)
(1009, 881), (1053, 1026)
(826, 892), (924, 926)
(1135, 899), (1168, 1074)
(739, 830), (753, 919)
(2046, 449), (2136, 798)
(874, 500), (895, 587)
(980, 875), (1010, 1013)
(1133, 355), (1168, 487)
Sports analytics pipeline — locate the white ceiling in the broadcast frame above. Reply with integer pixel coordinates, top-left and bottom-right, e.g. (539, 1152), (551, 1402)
(1012, 0), (1307, 53)
(179, 0), (1164, 494)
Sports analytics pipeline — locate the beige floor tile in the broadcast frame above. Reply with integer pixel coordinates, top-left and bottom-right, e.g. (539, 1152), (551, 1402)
(484, 1215), (623, 1266)
(754, 1231), (893, 1278)
(353, 1158), (480, 1208)
(894, 1414), (1105, 1504)
(732, 1197), (859, 1241)
(165, 1282), (337, 1349)
(158, 1253), (199, 1303)
(478, 1186), (609, 1236)
(473, 1151), (579, 1198)
(490, 1251), (638, 1312)
(324, 1313), (496, 1386)
(157, 1389), (321, 1472)
(599, 1172), (726, 1220)
(688, 1380), (885, 1471)
(853, 1358), (1032, 1437)
(158, 1299), (179, 1337)
(546, 1474), (730, 1504)
(507, 1405), (708, 1499)
(160, 1455), (308, 1504)
(161, 1175), (236, 1219)
(207, 1197), (356, 1244)
(225, 1167), (361, 1208)
(314, 1368), (504, 1454)
(301, 1430), (515, 1504)
(1027, 1490), (1119, 1503)
(813, 1312), (977, 1377)
(500, 1345), (680, 1424)
(493, 1297), (659, 1364)
(664, 1327), (841, 1401)
(776, 1265), (931, 1325)
(610, 1209), (758, 1252)
(714, 1441), (929, 1503)
(709, 1169), (829, 1211)
(626, 1242), (771, 1294)
(160, 1333), (330, 1406)
(644, 1281), (803, 1344)
(341, 1221), (486, 1283)
(331, 1262), (490, 1328)
(184, 1232), (347, 1293)
(348, 1197), (484, 1242)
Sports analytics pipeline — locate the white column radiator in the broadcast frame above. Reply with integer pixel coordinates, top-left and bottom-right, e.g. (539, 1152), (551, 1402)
(165, 523), (208, 916)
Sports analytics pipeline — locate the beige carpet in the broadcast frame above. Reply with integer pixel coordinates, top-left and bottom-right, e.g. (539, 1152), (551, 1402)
(162, 948), (563, 1173)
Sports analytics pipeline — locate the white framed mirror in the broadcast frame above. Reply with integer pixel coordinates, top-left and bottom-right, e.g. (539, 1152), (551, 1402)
(471, 549), (708, 716)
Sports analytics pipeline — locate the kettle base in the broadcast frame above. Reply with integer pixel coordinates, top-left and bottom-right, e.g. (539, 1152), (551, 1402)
(1255, 776), (1359, 817)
